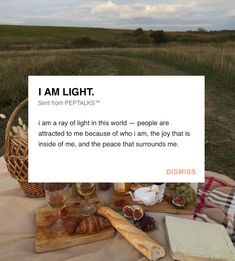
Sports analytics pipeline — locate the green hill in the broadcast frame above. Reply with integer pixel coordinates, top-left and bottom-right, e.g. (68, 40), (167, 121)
(0, 25), (234, 50)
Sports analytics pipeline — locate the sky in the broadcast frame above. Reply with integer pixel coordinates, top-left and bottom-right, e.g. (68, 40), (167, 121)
(0, 0), (234, 31)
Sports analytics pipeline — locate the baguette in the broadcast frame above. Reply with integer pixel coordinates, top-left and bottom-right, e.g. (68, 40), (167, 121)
(98, 206), (165, 260)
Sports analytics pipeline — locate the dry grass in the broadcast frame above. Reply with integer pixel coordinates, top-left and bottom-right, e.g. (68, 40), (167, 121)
(159, 43), (235, 78)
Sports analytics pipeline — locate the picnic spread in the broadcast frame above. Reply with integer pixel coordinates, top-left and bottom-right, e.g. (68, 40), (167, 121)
(1, 101), (235, 261)
(1, 155), (235, 261)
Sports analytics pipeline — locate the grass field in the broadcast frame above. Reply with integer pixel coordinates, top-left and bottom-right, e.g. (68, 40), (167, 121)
(0, 25), (234, 178)
(0, 25), (235, 50)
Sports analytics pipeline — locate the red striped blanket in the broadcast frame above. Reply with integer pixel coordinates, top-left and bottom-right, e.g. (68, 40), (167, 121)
(194, 172), (235, 245)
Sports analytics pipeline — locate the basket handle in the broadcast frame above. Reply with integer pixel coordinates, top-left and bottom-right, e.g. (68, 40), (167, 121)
(4, 98), (28, 156)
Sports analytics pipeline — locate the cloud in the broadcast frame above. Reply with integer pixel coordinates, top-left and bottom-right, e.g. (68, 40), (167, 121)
(0, 0), (234, 30)
(91, 1), (197, 19)
(226, 9), (235, 17)
(91, 0), (119, 14)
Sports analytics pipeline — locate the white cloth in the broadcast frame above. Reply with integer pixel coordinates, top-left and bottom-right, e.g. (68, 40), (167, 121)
(0, 156), (197, 261)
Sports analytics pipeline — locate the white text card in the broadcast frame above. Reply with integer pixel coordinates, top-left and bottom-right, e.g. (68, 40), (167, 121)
(28, 76), (205, 182)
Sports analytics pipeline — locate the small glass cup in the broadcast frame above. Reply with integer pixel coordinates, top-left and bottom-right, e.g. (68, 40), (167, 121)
(44, 183), (69, 231)
(76, 183), (96, 216)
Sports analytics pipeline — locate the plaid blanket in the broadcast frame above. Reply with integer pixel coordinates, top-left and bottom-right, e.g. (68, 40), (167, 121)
(194, 172), (235, 245)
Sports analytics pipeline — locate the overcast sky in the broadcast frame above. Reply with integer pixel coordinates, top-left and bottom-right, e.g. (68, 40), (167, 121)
(0, 0), (234, 31)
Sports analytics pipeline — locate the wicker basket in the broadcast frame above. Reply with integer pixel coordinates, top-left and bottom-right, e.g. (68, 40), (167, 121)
(4, 99), (45, 198)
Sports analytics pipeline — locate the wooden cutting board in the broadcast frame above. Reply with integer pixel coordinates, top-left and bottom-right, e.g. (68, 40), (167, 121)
(35, 198), (115, 253)
(111, 193), (195, 215)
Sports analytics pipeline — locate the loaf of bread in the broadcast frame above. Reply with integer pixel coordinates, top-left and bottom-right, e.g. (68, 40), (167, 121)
(98, 206), (165, 261)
